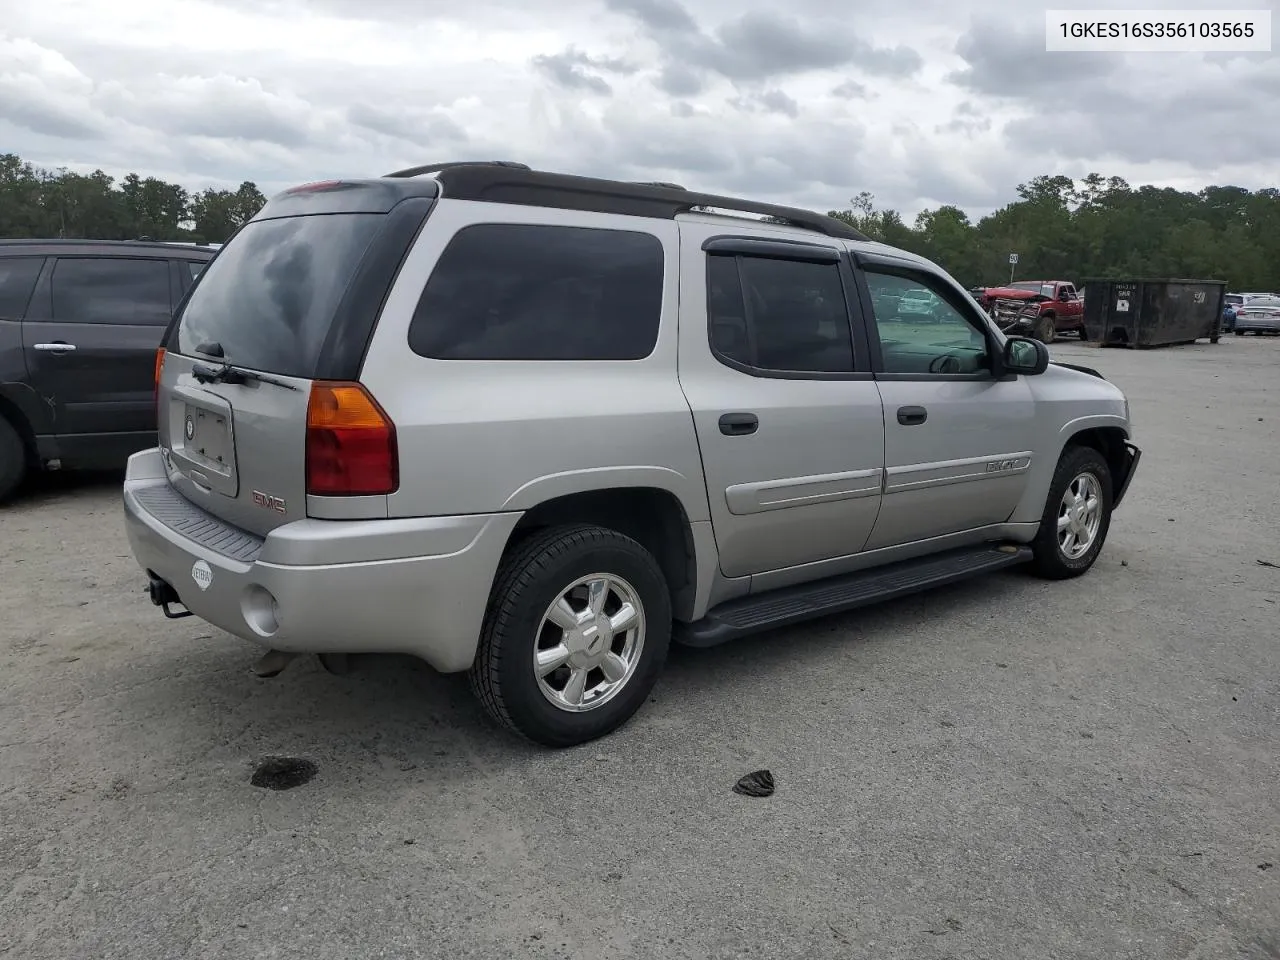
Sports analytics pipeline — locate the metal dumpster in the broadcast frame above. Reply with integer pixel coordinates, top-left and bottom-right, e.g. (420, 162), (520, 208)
(1082, 278), (1226, 348)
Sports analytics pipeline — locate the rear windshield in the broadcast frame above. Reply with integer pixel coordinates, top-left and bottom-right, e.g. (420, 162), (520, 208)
(174, 213), (382, 377)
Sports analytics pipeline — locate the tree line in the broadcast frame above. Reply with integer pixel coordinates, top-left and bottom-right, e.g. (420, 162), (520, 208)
(829, 174), (1280, 292)
(2, 153), (1276, 290)
(0, 153), (266, 245)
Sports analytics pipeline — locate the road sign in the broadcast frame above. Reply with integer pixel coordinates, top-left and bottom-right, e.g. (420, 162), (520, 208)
(1008, 253), (1019, 265)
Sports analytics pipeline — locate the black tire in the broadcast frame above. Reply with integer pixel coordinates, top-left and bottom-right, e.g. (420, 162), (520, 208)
(1235, 329), (1244, 336)
(1034, 315), (1056, 343)
(1030, 445), (1114, 580)
(469, 523), (672, 748)
(0, 416), (28, 504)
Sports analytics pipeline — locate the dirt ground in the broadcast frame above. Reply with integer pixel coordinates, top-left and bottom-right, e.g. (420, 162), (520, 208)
(2, 336), (1277, 960)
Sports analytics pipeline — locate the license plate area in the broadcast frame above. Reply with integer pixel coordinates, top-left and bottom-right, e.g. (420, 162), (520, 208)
(182, 404), (233, 476)
(166, 383), (240, 499)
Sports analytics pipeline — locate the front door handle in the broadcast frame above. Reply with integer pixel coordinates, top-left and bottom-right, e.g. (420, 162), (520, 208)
(33, 342), (77, 354)
(897, 405), (927, 426)
(718, 412), (759, 436)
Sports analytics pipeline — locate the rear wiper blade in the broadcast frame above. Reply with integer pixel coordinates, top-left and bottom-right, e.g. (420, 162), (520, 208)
(190, 361), (299, 391)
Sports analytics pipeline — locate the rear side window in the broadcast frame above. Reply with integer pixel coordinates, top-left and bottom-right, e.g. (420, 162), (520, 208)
(0, 257), (42, 320)
(408, 224), (664, 360)
(51, 257), (172, 325)
(185, 261), (206, 282)
(175, 214), (383, 377)
(707, 254), (855, 374)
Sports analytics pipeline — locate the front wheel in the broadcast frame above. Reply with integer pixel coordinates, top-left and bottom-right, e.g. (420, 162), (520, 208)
(1034, 315), (1056, 343)
(1030, 446), (1114, 580)
(469, 524), (672, 747)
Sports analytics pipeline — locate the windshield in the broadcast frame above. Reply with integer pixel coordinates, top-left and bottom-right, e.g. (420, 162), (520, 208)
(1242, 296), (1280, 309)
(1225, 295), (1243, 305)
(1010, 282), (1055, 296)
(174, 213), (383, 377)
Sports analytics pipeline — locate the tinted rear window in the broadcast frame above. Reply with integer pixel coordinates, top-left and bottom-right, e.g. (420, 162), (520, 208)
(174, 214), (382, 376)
(407, 224), (663, 361)
(0, 257), (42, 319)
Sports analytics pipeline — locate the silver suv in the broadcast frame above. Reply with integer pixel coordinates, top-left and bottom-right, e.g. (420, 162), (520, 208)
(123, 162), (1141, 747)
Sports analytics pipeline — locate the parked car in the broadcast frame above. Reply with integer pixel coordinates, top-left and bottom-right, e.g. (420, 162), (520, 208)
(976, 281), (1086, 343)
(122, 163), (1140, 747)
(0, 239), (217, 501)
(896, 288), (938, 319)
(1233, 295), (1280, 335)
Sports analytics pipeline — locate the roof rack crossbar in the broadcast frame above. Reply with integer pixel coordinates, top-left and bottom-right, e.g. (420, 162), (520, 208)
(384, 160), (530, 179)
(424, 166), (869, 241)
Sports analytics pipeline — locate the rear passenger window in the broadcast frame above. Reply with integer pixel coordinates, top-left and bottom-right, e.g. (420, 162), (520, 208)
(51, 258), (172, 325)
(408, 224), (664, 360)
(707, 254), (855, 374)
(0, 258), (43, 320)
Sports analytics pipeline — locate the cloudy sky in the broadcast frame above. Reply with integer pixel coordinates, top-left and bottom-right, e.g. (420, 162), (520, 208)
(2, 0), (1277, 219)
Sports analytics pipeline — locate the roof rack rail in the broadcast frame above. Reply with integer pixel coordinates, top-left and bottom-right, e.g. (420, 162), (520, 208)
(384, 160), (530, 179)
(428, 165), (869, 241)
(632, 181), (687, 191)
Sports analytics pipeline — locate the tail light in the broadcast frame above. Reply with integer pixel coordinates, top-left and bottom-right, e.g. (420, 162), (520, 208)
(154, 347), (166, 414)
(305, 381), (398, 496)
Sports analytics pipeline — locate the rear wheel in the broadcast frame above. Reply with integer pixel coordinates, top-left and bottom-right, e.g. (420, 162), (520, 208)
(1030, 445), (1113, 580)
(0, 417), (29, 504)
(469, 524), (672, 747)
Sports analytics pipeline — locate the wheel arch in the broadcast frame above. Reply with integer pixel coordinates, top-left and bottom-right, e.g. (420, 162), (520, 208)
(1009, 414), (1130, 524)
(1062, 424), (1130, 497)
(502, 486), (703, 621)
(0, 393), (37, 463)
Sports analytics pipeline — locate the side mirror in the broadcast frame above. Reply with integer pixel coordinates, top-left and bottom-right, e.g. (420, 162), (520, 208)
(1003, 336), (1049, 375)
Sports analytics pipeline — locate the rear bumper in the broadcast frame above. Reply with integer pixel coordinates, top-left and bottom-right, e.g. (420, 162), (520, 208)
(122, 448), (521, 673)
(1112, 441), (1141, 510)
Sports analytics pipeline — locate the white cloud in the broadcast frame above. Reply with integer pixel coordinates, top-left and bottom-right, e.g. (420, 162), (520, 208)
(0, 0), (1275, 221)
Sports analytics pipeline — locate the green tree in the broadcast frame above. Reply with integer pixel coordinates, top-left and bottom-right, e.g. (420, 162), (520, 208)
(0, 153), (265, 244)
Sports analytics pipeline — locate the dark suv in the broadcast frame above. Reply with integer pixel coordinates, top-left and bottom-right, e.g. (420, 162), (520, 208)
(0, 239), (217, 501)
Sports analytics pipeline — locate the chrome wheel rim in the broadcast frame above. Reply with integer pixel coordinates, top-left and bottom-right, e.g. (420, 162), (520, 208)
(1057, 472), (1102, 560)
(534, 573), (646, 713)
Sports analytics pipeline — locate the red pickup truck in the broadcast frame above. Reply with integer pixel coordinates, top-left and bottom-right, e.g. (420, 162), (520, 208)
(974, 280), (1085, 342)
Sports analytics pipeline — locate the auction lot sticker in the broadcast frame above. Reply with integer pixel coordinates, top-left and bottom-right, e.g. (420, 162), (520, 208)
(191, 560), (213, 591)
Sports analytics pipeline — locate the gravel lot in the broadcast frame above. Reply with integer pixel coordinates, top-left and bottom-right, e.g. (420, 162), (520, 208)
(2, 337), (1277, 960)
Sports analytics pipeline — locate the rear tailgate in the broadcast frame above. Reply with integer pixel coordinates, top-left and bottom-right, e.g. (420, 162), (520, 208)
(157, 180), (435, 537)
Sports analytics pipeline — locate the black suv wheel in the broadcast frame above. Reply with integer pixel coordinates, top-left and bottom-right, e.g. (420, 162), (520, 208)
(469, 524), (672, 747)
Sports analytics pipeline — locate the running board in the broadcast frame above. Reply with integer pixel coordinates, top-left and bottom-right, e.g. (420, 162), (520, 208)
(677, 543), (1033, 648)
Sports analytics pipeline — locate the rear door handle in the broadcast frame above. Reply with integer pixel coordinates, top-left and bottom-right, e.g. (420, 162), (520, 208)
(718, 412), (759, 436)
(897, 405), (927, 426)
(33, 342), (77, 353)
